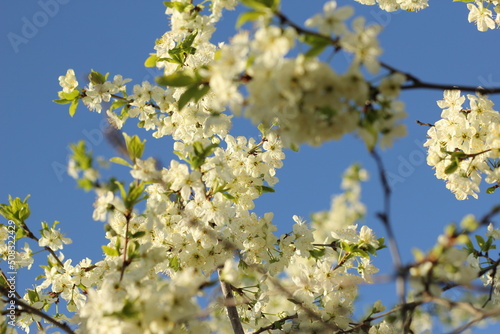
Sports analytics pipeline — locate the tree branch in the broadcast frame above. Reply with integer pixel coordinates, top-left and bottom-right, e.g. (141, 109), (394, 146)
(119, 210), (132, 282)
(252, 314), (298, 334)
(218, 269), (245, 334)
(370, 149), (408, 330)
(275, 11), (500, 95)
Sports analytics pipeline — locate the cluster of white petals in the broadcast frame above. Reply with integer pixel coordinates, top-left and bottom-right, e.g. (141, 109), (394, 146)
(354, 0), (500, 31)
(467, 0), (500, 31)
(425, 90), (500, 199)
(353, 0), (429, 12)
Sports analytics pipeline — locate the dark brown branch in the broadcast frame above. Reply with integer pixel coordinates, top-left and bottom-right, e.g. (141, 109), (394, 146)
(218, 269), (244, 334)
(380, 62), (500, 95)
(424, 293), (500, 334)
(339, 302), (421, 333)
(478, 205), (500, 227)
(119, 210), (132, 282)
(275, 11), (340, 46)
(416, 120), (434, 127)
(275, 11), (500, 95)
(252, 314), (298, 334)
(370, 149), (408, 330)
(401, 81), (500, 95)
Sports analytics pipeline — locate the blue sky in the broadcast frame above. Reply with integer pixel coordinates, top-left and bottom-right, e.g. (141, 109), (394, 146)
(1, 1), (500, 332)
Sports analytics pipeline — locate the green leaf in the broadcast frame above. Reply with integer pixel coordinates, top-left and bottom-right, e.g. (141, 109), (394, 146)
(110, 157), (132, 167)
(102, 245), (119, 257)
(239, 0), (273, 10)
(115, 181), (127, 200)
(475, 235), (485, 249)
(88, 70), (107, 85)
(180, 30), (198, 50)
(290, 143), (300, 152)
(130, 231), (146, 239)
(53, 98), (72, 105)
(178, 83), (210, 110)
(16, 227), (27, 239)
(444, 161), (458, 174)
(236, 11), (265, 28)
(127, 240), (140, 259)
(163, 1), (192, 12)
(156, 71), (197, 87)
(300, 33), (330, 46)
(70, 141), (93, 170)
(222, 193), (236, 201)
(110, 99), (129, 111)
(77, 178), (94, 191)
(60, 89), (80, 100)
(305, 43), (329, 58)
(464, 237), (475, 254)
(484, 236), (494, 251)
(255, 185), (275, 195)
(69, 98), (79, 117)
(309, 248), (326, 260)
(377, 237), (387, 250)
(271, 319), (286, 330)
(188, 141), (219, 170)
(353, 249), (370, 258)
(450, 151), (468, 162)
(178, 86), (197, 110)
(159, 57), (183, 65)
(486, 186), (497, 194)
(0, 195), (31, 224)
(27, 289), (39, 303)
(124, 181), (146, 209)
(286, 298), (302, 305)
(122, 133), (146, 161)
(238, 259), (248, 270)
(144, 54), (158, 67)
(104, 223), (118, 237)
(169, 255), (181, 271)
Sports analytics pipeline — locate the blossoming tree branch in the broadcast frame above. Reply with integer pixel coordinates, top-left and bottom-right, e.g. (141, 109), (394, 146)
(2, 0), (500, 333)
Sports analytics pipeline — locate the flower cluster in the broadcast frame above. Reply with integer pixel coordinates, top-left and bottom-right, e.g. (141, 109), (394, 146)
(353, 0), (500, 31)
(353, 0), (429, 12)
(213, 165), (386, 332)
(467, 0), (500, 31)
(205, 1), (406, 148)
(424, 90), (500, 199)
(404, 214), (500, 330)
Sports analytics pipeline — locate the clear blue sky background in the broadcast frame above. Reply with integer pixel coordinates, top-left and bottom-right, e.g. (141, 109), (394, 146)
(1, 1), (500, 332)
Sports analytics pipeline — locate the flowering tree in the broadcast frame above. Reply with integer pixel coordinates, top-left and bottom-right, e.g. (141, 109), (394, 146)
(2, 0), (500, 333)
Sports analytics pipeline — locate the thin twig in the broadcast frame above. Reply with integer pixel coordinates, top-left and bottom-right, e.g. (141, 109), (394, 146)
(119, 210), (132, 282)
(339, 301), (421, 333)
(380, 62), (500, 95)
(422, 293), (500, 334)
(370, 149), (407, 330)
(252, 314), (298, 334)
(275, 11), (500, 95)
(416, 120), (434, 127)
